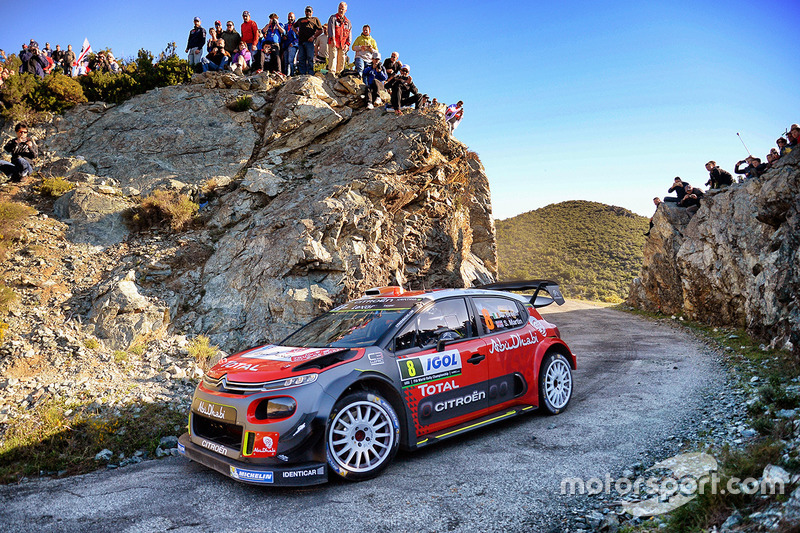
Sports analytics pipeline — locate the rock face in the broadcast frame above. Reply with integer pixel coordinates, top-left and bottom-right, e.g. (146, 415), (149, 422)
(43, 72), (497, 350)
(628, 150), (800, 354)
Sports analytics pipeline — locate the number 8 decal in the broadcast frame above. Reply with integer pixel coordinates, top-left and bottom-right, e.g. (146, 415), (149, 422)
(481, 308), (495, 330)
(406, 360), (416, 377)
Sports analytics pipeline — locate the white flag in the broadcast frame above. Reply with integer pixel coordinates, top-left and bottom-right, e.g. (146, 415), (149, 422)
(75, 38), (92, 65)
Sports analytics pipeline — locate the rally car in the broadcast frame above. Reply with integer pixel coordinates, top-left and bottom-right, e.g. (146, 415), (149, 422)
(178, 280), (575, 486)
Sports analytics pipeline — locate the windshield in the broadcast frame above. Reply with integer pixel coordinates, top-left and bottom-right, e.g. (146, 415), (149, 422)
(281, 297), (423, 348)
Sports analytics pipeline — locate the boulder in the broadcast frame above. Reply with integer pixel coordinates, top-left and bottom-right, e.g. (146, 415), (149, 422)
(53, 186), (132, 247)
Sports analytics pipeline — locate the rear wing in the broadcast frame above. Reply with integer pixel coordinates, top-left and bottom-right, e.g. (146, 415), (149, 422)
(476, 280), (565, 308)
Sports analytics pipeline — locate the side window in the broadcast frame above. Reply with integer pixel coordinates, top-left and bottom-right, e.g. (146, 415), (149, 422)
(472, 297), (526, 334)
(393, 299), (473, 352)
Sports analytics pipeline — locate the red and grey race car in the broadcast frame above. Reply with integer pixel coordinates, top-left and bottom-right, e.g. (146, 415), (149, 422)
(178, 280), (575, 486)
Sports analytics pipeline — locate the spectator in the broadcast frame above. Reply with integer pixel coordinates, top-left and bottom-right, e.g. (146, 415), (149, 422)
(241, 11), (259, 53)
(327, 2), (352, 76)
(445, 101), (464, 133)
(262, 14), (285, 72)
(19, 42), (48, 78)
(186, 17), (207, 68)
(207, 28), (218, 53)
(296, 6), (323, 76)
(788, 124), (800, 147)
(43, 43), (52, 57)
(107, 52), (120, 73)
(767, 148), (780, 165)
(283, 12), (299, 76)
(735, 157), (767, 181)
(384, 51), (401, 78)
(777, 137), (791, 157)
(213, 20), (224, 43)
(254, 28), (282, 73)
(202, 39), (230, 72)
(51, 44), (64, 72)
(63, 44), (75, 76)
(362, 54), (387, 109)
(0, 123), (38, 183)
(678, 183), (704, 209)
(221, 21), (242, 57)
(704, 160), (733, 190)
(644, 197), (662, 236)
(315, 24), (328, 67)
(666, 177), (689, 203)
(385, 64), (422, 115)
(352, 25), (378, 77)
(0, 49), (6, 64)
(230, 41), (252, 75)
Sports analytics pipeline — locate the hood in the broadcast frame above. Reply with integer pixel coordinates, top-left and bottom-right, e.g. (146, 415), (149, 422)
(206, 344), (358, 382)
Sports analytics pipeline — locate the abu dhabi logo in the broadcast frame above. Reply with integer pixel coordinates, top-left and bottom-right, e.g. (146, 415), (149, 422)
(561, 452), (786, 516)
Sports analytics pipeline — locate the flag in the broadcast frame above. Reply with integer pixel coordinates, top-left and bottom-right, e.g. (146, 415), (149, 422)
(75, 38), (92, 65)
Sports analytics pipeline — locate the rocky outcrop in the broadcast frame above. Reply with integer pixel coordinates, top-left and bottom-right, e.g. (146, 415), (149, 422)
(40, 72), (497, 350)
(628, 150), (800, 354)
(53, 186), (132, 247)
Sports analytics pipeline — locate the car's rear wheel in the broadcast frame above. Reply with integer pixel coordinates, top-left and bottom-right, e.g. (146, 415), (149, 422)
(326, 391), (400, 481)
(538, 352), (573, 415)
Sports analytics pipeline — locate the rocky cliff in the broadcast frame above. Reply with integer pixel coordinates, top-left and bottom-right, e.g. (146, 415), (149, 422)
(627, 149), (800, 354)
(30, 72), (496, 351)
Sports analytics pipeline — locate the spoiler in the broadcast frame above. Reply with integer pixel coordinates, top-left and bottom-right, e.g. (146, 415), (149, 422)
(476, 280), (565, 308)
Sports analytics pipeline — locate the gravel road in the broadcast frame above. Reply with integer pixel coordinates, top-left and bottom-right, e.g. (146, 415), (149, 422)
(0, 302), (724, 532)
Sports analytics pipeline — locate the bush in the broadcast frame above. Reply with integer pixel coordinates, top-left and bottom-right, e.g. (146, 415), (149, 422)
(0, 201), (35, 261)
(228, 95), (253, 112)
(38, 176), (75, 198)
(29, 73), (87, 114)
(188, 335), (218, 371)
(125, 190), (198, 231)
(78, 71), (139, 104)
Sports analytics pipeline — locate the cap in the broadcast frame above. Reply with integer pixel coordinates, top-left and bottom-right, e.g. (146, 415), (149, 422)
(400, 64), (410, 73)
(215, 20), (222, 25)
(194, 16), (201, 22)
(372, 52), (381, 61)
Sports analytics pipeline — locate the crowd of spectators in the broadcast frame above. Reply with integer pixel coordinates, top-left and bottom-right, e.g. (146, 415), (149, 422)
(187, 3), (464, 120)
(647, 123), (799, 231)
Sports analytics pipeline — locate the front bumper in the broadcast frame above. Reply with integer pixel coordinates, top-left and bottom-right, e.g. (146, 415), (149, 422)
(178, 433), (328, 486)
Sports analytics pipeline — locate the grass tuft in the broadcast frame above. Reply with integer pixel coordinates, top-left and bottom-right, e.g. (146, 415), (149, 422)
(37, 176), (75, 198)
(187, 335), (217, 371)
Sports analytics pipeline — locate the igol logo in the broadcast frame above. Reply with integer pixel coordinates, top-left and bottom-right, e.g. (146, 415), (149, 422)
(426, 353), (458, 371)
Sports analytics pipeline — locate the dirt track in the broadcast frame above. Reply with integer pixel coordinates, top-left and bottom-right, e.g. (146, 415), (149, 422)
(0, 302), (723, 532)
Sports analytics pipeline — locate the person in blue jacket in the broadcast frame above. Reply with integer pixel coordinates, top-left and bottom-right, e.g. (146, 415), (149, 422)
(19, 42), (48, 79)
(362, 54), (387, 110)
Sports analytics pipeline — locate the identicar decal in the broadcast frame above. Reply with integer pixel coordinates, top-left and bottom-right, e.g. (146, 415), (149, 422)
(397, 349), (462, 387)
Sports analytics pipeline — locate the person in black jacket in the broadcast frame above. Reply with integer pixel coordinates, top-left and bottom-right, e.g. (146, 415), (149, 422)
(186, 17), (207, 69)
(384, 64), (421, 115)
(735, 157), (768, 181)
(1, 123), (38, 183)
(678, 183), (704, 209)
(665, 177), (689, 203)
(704, 161), (733, 189)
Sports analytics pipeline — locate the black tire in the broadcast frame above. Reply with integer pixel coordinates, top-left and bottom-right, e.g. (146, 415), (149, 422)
(538, 352), (573, 415)
(326, 390), (401, 481)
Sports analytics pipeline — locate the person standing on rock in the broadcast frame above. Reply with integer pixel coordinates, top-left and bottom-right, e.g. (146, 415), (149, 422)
(1, 123), (38, 183)
(445, 101), (464, 133)
(296, 6), (323, 75)
(186, 17), (207, 70)
(644, 197), (662, 236)
(704, 161), (733, 190)
(282, 12), (299, 76)
(351, 24), (378, 77)
(221, 21), (242, 57)
(63, 44), (75, 76)
(240, 11), (260, 53)
(327, 2), (352, 76)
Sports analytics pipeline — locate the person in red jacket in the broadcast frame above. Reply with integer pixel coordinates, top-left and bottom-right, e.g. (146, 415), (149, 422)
(241, 11), (260, 52)
(327, 2), (352, 75)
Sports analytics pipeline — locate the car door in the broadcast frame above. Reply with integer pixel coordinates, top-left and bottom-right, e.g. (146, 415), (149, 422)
(470, 296), (534, 409)
(393, 297), (490, 437)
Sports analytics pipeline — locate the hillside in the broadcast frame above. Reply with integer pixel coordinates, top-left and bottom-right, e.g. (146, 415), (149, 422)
(496, 200), (649, 302)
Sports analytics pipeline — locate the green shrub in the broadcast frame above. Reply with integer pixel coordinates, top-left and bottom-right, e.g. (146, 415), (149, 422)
(38, 176), (75, 198)
(0, 201), (35, 261)
(29, 73), (87, 113)
(0, 283), (17, 315)
(83, 338), (99, 350)
(187, 335), (218, 371)
(125, 190), (198, 232)
(228, 96), (253, 112)
(78, 71), (139, 104)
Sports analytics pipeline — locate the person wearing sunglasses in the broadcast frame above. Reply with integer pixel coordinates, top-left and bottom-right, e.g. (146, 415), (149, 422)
(220, 20), (242, 57)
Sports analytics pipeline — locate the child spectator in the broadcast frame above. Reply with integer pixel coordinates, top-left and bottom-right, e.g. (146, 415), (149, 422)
(230, 42), (252, 75)
(704, 161), (733, 189)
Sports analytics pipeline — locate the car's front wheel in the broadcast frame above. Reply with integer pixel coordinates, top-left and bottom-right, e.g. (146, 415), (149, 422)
(326, 391), (400, 481)
(538, 352), (573, 415)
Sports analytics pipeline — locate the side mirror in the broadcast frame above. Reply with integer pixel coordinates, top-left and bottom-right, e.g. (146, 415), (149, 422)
(436, 329), (460, 352)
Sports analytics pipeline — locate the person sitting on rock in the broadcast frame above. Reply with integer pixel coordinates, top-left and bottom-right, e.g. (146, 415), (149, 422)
(777, 137), (792, 157)
(644, 197), (662, 236)
(221, 21), (242, 57)
(202, 39), (230, 72)
(1, 123), (38, 183)
(362, 53), (387, 109)
(384, 64), (421, 115)
(704, 161), (733, 190)
(735, 157), (768, 181)
(254, 27), (283, 74)
(678, 183), (704, 210)
(383, 51), (401, 78)
(445, 101), (464, 133)
(788, 124), (800, 147)
(230, 41), (252, 75)
(665, 177), (689, 203)
(352, 24), (378, 77)
(767, 148), (780, 165)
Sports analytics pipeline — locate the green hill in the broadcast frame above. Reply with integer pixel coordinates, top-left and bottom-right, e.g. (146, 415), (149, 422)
(495, 200), (649, 302)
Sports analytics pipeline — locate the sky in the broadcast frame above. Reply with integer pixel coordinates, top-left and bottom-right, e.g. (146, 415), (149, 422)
(3, 0), (798, 219)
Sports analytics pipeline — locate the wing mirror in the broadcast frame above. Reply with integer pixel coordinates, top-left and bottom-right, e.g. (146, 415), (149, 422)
(436, 329), (460, 352)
